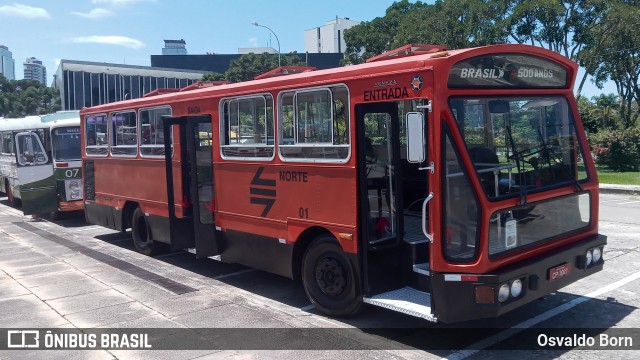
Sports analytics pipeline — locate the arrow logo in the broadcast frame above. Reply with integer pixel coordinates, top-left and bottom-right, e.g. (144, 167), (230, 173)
(250, 167), (276, 217)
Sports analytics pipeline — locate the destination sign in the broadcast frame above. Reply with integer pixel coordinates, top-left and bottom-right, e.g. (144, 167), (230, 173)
(448, 54), (568, 88)
(53, 127), (80, 135)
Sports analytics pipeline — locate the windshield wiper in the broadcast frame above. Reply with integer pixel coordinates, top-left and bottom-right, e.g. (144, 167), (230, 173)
(506, 124), (528, 206)
(536, 131), (583, 193)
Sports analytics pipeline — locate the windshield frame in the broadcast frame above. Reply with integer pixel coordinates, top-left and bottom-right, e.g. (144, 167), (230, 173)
(447, 95), (590, 202)
(51, 126), (82, 162)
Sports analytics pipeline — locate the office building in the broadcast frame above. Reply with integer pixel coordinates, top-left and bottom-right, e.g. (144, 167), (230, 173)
(162, 39), (187, 55)
(151, 52), (343, 74)
(54, 60), (208, 110)
(304, 17), (360, 53)
(0, 45), (16, 80)
(24, 57), (47, 85)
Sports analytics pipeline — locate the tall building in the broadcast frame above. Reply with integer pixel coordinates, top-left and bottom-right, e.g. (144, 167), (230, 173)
(23, 57), (47, 85)
(0, 45), (16, 80)
(162, 39), (187, 55)
(304, 17), (360, 54)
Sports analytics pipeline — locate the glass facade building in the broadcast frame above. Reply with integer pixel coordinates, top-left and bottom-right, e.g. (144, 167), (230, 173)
(0, 45), (16, 80)
(54, 60), (208, 110)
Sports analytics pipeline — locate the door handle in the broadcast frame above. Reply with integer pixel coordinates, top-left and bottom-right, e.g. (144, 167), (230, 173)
(422, 192), (434, 242)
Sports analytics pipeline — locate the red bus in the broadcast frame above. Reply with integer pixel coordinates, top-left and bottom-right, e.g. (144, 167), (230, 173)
(80, 44), (606, 323)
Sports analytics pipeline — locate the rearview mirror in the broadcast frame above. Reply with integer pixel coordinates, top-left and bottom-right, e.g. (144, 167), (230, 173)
(489, 100), (510, 114)
(406, 112), (425, 163)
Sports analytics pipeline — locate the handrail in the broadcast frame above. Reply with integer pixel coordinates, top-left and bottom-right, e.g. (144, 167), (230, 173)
(422, 192), (434, 242)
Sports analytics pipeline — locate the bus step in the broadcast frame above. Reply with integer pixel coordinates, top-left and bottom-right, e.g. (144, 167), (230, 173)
(407, 262), (430, 291)
(363, 286), (436, 322)
(413, 262), (430, 275)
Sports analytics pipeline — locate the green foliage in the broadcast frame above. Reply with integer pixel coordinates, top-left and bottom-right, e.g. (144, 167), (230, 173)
(0, 74), (61, 117)
(579, 0), (640, 129)
(343, 0), (509, 64)
(578, 93), (621, 133)
(202, 72), (226, 81)
(203, 53), (304, 83)
(590, 128), (640, 171)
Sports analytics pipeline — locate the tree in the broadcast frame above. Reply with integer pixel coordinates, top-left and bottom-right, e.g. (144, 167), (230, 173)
(506, 0), (611, 98)
(343, 0), (430, 64)
(0, 75), (60, 117)
(343, 0), (510, 64)
(224, 53), (304, 83)
(202, 72), (226, 82)
(580, 0), (640, 128)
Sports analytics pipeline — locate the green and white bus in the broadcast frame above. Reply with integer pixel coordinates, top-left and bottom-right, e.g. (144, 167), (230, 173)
(0, 111), (83, 218)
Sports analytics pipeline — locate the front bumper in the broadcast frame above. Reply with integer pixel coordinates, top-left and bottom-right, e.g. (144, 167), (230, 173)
(431, 234), (607, 323)
(59, 200), (84, 212)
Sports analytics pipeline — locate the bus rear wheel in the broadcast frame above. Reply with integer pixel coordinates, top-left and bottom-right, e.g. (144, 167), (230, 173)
(131, 207), (157, 256)
(301, 236), (362, 317)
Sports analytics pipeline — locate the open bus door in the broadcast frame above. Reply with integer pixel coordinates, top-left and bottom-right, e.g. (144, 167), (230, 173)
(163, 116), (220, 258)
(357, 101), (437, 321)
(14, 131), (58, 215)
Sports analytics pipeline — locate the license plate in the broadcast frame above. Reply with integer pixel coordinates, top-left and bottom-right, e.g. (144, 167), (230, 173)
(549, 263), (571, 281)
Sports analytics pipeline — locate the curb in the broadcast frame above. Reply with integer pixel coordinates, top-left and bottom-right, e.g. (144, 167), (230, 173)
(599, 185), (640, 196)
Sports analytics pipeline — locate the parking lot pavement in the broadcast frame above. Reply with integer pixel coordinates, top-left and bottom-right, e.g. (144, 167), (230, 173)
(0, 204), (429, 360)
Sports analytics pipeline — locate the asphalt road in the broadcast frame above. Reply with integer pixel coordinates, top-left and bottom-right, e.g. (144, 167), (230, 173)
(0, 192), (639, 359)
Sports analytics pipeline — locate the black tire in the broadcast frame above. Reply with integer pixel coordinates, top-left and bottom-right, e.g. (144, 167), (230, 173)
(301, 236), (363, 317)
(131, 207), (156, 255)
(49, 210), (60, 221)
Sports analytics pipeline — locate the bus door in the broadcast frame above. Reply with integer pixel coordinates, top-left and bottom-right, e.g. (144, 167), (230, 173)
(14, 131), (57, 215)
(163, 115), (220, 258)
(356, 102), (405, 295)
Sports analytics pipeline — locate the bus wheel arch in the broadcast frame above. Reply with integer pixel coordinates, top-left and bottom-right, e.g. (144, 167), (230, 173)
(292, 226), (332, 280)
(130, 205), (157, 256)
(301, 234), (363, 317)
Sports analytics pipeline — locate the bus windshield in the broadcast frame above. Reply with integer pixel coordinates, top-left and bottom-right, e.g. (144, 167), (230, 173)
(448, 96), (589, 200)
(52, 127), (81, 161)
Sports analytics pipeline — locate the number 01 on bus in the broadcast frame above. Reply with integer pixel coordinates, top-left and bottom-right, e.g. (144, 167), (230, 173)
(80, 44), (606, 323)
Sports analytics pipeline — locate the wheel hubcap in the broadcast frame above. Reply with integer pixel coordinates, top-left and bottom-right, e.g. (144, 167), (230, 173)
(315, 257), (346, 296)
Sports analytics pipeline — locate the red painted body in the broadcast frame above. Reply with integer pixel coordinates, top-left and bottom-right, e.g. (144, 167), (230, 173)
(80, 44), (600, 281)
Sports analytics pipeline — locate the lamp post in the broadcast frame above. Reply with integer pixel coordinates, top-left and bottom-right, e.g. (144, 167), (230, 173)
(251, 22), (281, 67)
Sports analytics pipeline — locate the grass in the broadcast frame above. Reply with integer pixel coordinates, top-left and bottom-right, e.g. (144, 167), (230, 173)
(597, 167), (640, 185)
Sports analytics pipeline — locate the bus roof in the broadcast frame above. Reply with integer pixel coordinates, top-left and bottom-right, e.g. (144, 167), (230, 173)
(80, 43), (578, 115)
(0, 111), (80, 133)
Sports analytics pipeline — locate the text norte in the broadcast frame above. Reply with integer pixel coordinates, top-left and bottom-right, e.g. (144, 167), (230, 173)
(364, 87), (409, 101)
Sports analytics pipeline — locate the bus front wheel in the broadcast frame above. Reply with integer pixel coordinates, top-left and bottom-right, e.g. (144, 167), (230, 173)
(131, 207), (156, 256)
(301, 236), (362, 317)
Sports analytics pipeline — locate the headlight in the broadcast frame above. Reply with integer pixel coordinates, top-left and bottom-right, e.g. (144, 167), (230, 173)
(510, 279), (523, 298)
(592, 247), (602, 263)
(585, 250), (593, 267)
(498, 284), (510, 303)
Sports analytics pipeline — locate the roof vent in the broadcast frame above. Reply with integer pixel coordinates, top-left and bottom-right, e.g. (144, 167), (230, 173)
(366, 44), (447, 63)
(254, 66), (317, 80)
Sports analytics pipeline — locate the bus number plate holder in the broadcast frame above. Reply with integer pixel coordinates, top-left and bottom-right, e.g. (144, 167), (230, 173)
(548, 263), (571, 281)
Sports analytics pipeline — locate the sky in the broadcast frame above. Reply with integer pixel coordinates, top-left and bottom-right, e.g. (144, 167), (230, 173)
(0, 0), (616, 98)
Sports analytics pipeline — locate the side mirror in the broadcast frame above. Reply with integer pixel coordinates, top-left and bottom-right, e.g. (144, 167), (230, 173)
(406, 112), (425, 163)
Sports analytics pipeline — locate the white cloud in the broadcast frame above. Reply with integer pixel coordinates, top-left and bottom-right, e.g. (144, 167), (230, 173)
(0, 3), (50, 19)
(91, 0), (156, 5)
(249, 37), (258, 47)
(72, 8), (114, 19)
(72, 35), (145, 49)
